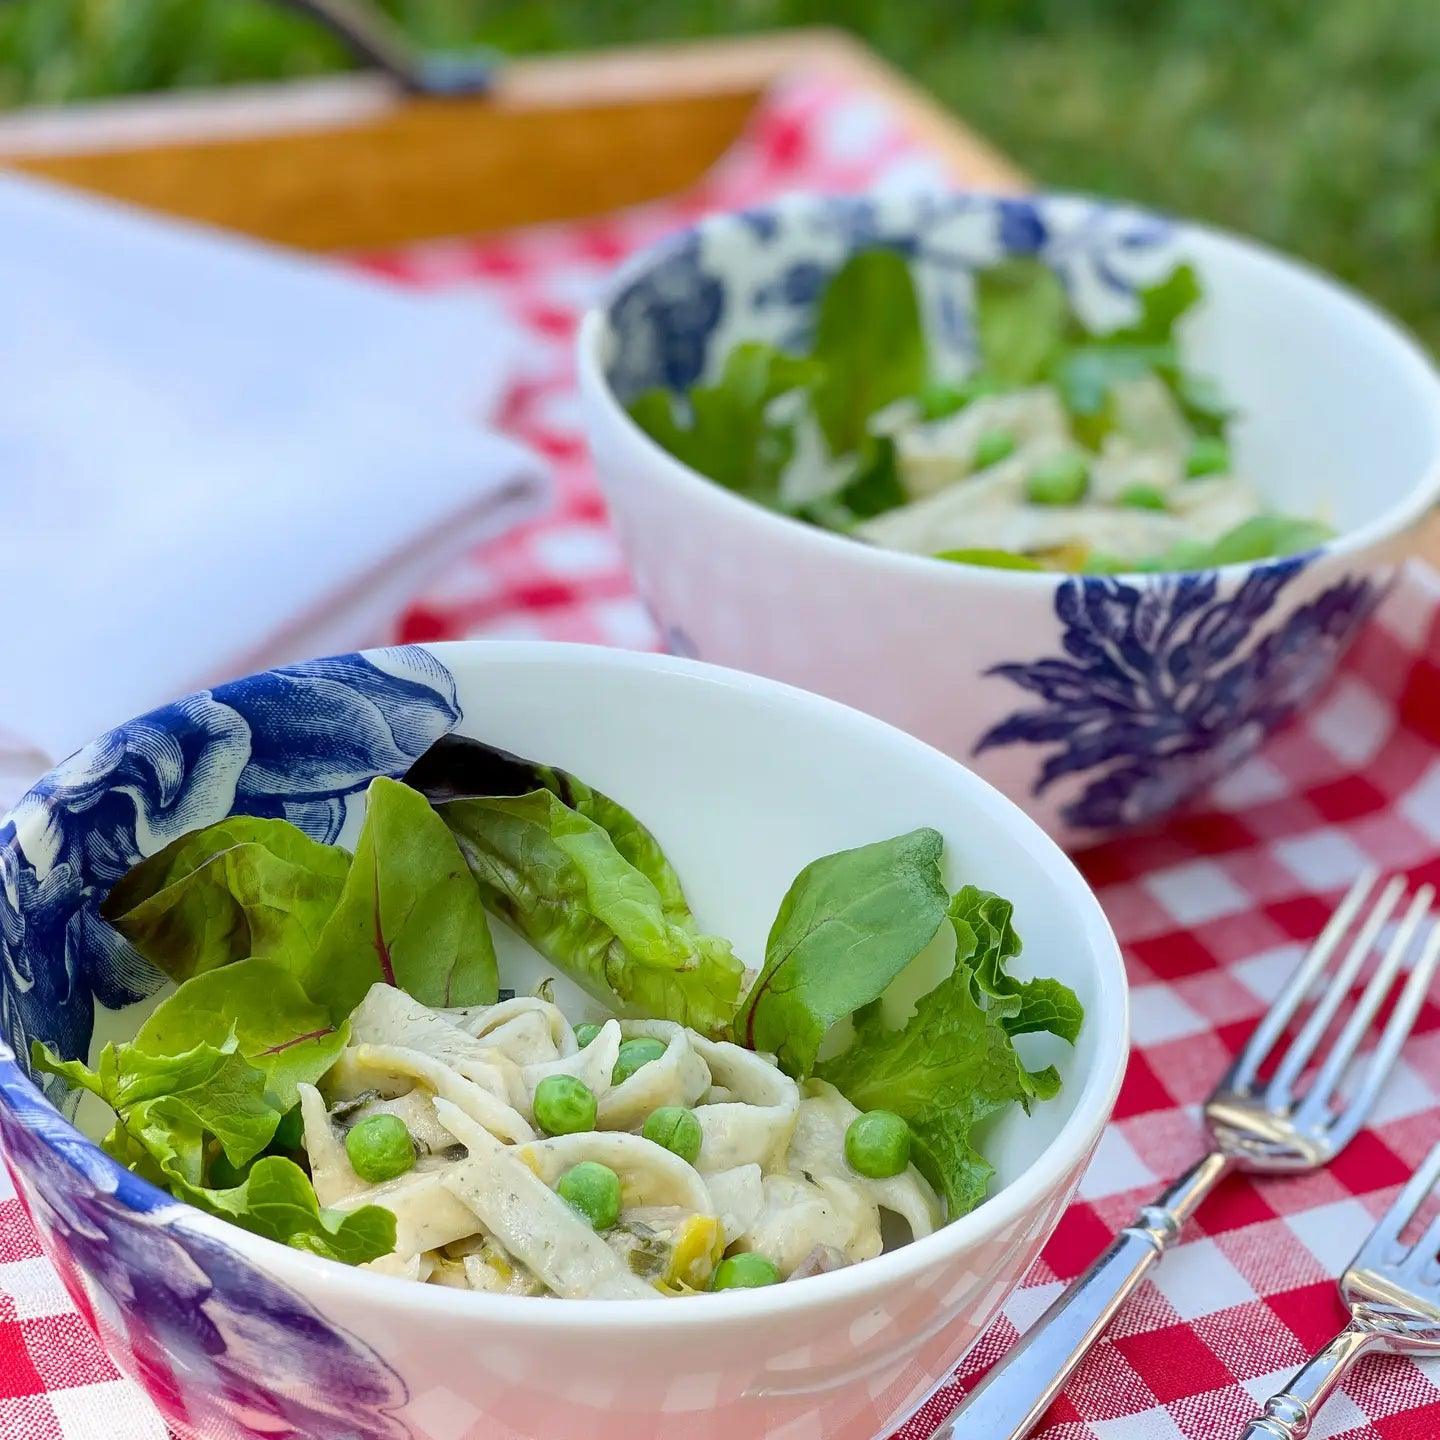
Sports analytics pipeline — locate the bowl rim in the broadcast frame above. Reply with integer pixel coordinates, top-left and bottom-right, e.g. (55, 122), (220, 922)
(577, 188), (1440, 588)
(0, 639), (1129, 1327)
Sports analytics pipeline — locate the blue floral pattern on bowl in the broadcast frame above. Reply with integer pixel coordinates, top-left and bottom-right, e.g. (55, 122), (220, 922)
(603, 192), (1180, 401)
(976, 560), (1382, 830)
(0, 645), (464, 1439)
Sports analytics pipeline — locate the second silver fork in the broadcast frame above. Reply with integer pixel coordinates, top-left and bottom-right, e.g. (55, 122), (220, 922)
(938, 869), (1440, 1440)
(1240, 1137), (1440, 1437)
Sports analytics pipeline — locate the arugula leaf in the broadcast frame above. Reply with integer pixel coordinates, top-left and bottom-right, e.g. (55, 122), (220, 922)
(180, 1156), (396, 1265)
(949, 887), (1084, 1044)
(815, 963), (1032, 1218)
(303, 777), (498, 1023)
(134, 959), (347, 1111)
(810, 249), (927, 456)
(102, 816), (351, 983)
(935, 548), (1046, 572)
(441, 789), (744, 1035)
(737, 828), (949, 1076)
(627, 342), (821, 504)
(975, 258), (1070, 387)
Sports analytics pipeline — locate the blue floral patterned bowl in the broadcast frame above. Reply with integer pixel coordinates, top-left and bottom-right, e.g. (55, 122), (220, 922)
(577, 192), (1440, 843)
(0, 641), (1128, 1440)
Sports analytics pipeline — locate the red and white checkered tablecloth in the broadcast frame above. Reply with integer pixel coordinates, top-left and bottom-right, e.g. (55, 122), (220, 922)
(4, 72), (1440, 1440)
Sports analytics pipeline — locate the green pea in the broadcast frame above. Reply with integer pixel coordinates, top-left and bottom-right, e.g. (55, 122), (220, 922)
(845, 1110), (912, 1179)
(533, 1074), (598, 1136)
(574, 1022), (603, 1050)
(270, 1106), (304, 1153)
(1118, 484), (1168, 512)
(642, 1106), (702, 1165)
(1026, 453), (1090, 505)
(973, 429), (1017, 469)
(612, 1037), (667, 1086)
(1186, 436), (1231, 478)
(711, 1253), (780, 1290)
(209, 1152), (249, 1189)
(345, 1114), (415, 1183)
(557, 1161), (622, 1230)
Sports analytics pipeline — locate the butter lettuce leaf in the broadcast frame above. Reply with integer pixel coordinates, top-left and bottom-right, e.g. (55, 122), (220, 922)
(441, 788), (744, 1035)
(303, 777), (498, 1022)
(101, 816), (351, 983)
(737, 828), (949, 1076)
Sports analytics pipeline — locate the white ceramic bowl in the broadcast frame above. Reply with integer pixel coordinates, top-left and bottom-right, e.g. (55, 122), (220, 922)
(0, 641), (1127, 1440)
(578, 192), (1440, 846)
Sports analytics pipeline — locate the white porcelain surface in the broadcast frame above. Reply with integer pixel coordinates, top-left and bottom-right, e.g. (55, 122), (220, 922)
(578, 192), (1440, 845)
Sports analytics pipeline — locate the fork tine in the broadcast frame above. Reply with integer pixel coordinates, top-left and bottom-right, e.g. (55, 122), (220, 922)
(1293, 885), (1433, 1125)
(1327, 915), (1440, 1152)
(1226, 868), (1379, 1094)
(1355, 1138), (1440, 1267)
(1264, 874), (1405, 1108)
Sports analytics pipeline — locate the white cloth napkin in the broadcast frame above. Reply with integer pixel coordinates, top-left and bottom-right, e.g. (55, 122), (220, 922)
(0, 173), (547, 788)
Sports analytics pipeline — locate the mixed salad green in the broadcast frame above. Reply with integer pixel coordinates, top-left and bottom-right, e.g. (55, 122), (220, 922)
(34, 735), (1082, 1283)
(627, 249), (1330, 574)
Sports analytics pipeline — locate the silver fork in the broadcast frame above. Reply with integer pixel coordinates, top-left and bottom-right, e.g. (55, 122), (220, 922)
(1239, 1137), (1440, 1438)
(935, 870), (1440, 1440)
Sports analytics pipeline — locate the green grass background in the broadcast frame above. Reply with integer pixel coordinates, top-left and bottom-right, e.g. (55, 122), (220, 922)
(2, 1), (1436, 348)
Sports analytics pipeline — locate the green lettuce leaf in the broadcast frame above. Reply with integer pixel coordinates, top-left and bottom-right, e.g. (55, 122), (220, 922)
(440, 789), (744, 1035)
(949, 886), (1084, 1044)
(815, 886), (1083, 1217)
(975, 258), (1070, 386)
(101, 816), (351, 983)
(33, 1036), (277, 1173)
(1109, 261), (1202, 344)
(32, 1041), (392, 1262)
(627, 342), (821, 504)
(815, 960), (1032, 1218)
(1199, 514), (1334, 564)
(178, 1156), (396, 1265)
(134, 959), (348, 1111)
(935, 548), (1046, 572)
(810, 249), (927, 456)
(1096, 512), (1336, 574)
(737, 828), (949, 1076)
(303, 777), (498, 1022)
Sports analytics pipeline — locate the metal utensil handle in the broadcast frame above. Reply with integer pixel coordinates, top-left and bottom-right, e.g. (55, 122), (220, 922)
(1237, 1326), (1379, 1439)
(934, 1152), (1231, 1440)
(274, 0), (494, 94)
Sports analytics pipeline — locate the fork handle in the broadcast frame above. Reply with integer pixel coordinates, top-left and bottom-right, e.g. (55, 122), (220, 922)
(1237, 1325), (1380, 1438)
(934, 1151), (1232, 1439)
